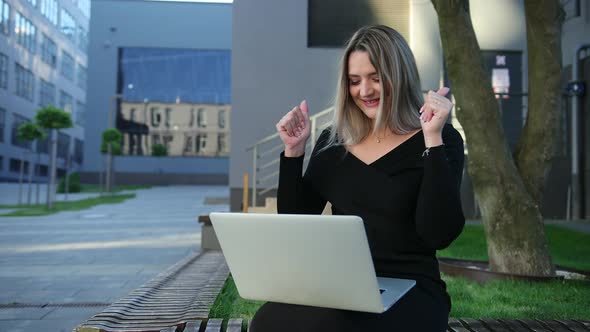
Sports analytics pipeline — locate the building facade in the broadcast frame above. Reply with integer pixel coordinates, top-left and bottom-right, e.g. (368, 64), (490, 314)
(119, 101), (230, 157)
(81, 0), (231, 185)
(0, 0), (89, 182)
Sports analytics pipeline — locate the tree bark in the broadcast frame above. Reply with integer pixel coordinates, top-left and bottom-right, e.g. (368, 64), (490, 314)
(514, 0), (564, 206)
(431, 0), (555, 275)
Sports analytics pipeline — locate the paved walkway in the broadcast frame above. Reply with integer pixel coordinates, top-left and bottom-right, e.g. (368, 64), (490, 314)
(0, 185), (229, 332)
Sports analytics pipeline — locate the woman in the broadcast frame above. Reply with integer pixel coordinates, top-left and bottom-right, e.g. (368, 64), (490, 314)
(250, 25), (465, 332)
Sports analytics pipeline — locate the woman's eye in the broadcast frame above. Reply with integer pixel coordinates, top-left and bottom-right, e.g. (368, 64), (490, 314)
(349, 81), (360, 86)
(372, 78), (380, 83)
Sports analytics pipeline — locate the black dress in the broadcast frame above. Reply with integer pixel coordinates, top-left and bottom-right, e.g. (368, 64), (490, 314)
(250, 124), (465, 332)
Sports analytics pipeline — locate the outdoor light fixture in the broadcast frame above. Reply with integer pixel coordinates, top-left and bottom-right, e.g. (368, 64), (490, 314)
(566, 81), (586, 97)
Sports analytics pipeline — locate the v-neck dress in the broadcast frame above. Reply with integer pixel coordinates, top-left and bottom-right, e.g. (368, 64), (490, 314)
(249, 124), (465, 332)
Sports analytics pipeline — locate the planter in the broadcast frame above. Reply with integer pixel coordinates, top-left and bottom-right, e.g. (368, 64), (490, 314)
(438, 258), (590, 284)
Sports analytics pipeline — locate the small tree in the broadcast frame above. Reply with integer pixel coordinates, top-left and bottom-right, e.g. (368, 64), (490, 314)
(151, 143), (168, 156)
(100, 128), (122, 193)
(35, 106), (73, 209)
(17, 122), (45, 205)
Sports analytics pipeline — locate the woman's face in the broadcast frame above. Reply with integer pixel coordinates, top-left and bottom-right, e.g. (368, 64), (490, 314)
(348, 50), (381, 121)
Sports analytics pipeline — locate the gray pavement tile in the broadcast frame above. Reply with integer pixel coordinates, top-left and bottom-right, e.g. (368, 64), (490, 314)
(0, 185), (229, 332)
(0, 319), (83, 332)
(71, 290), (125, 302)
(11, 290), (79, 304)
(0, 308), (55, 320)
(41, 307), (106, 320)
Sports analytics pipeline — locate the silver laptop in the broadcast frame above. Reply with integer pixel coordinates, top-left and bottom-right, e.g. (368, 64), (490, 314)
(209, 212), (415, 313)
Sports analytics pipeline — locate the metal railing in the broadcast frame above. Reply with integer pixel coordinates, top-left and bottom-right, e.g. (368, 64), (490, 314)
(246, 107), (334, 207)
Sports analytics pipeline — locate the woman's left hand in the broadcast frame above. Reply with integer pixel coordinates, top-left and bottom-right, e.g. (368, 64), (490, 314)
(420, 87), (452, 147)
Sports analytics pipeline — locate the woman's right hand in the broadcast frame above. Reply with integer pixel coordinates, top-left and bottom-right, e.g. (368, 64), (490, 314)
(276, 100), (311, 157)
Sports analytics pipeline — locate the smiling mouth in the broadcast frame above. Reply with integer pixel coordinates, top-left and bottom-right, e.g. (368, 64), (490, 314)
(362, 99), (380, 107)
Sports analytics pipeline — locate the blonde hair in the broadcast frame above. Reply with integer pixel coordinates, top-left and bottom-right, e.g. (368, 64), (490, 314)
(322, 25), (423, 150)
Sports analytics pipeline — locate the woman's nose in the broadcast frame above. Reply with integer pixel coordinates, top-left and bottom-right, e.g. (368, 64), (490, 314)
(360, 82), (373, 97)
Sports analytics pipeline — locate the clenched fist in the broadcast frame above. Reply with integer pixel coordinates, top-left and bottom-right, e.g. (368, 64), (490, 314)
(276, 100), (311, 157)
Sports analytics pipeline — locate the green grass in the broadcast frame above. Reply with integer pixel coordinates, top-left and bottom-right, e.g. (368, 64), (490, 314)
(438, 224), (590, 271)
(77, 184), (152, 193)
(0, 194), (136, 217)
(445, 276), (590, 319)
(209, 224), (590, 320)
(209, 275), (265, 321)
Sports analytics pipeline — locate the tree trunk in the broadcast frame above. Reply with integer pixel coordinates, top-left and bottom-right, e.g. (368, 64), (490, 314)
(106, 144), (112, 193)
(431, 0), (554, 275)
(18, 152), (24, 205)
(36, 152), (40, 205)
(27, 149), (33, 205)
(47, 129), (58, 209)
(514, 0), (564, 206)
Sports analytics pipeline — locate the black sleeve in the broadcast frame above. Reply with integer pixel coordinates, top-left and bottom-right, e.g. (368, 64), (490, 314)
(277, 131), (329, 214)
(414, 124), (465, 250)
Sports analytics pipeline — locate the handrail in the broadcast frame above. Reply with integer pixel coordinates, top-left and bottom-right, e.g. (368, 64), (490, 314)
(247, 106), (334, 206)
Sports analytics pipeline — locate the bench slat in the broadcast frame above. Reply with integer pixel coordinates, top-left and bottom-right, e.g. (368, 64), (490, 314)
(447, 318), (472, 332)
(184, 320), (203, 332)
(478, 318), (518, 332)
(227, 319), (243, 332)
(497, 319), (535, 331)
(460, 318), (494, 331)
(536, 319), (576, 332)
(204, 318), (223, 332)
(517, 319), (554, 331)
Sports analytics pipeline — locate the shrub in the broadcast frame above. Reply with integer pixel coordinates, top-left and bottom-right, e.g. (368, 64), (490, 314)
(152, 143), (168, 156)
(58, 172), (81, 193)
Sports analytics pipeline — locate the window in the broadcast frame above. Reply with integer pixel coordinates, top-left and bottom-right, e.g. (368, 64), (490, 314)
(15, 63), (35, 101)
(59, 90), (73, 113)
(40, 34), (57, 68)
(10, 158), (29, 173)
(197, 108), (207, 128)
(0, 52), (7, 89)
(74, 138), (83, 164)
(77, 64), (86, 89)
(307, 0), (409, 47)
(57, 132), (70, 159)
(75, 100), (85, 125)
(25, 0), (37, 8)
(0, 108), (5, 143)
(60, 9), (76, 43)
(60, 51), (74, 80)
(40, 0), (58, 26)
(195, 134), (207, 153)
(35, 164), (48, 176)
(217, 134), (226, 153)
(11, 114), (32, 149)
(77, 26), (88, 53)
(0, 0), (9, 35)
(39, 78), (55, 107)
(218, 109), (226, 128)
(15, 12), (37, 53)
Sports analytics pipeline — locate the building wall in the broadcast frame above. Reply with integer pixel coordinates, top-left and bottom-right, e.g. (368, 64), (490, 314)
(229, 0), (528, 211)
(0, 0), (88, 182)
(83, 0), (231, 184)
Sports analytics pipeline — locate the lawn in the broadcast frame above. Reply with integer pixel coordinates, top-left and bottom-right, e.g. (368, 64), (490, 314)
(75, 184), (152, 193)
(0, 194), (136, 217)
(209, 224), (590, 320)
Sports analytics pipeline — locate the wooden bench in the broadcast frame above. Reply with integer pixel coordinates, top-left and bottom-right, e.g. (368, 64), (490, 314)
(77, 316), (590, 331)
(73, 250), (229, 332)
